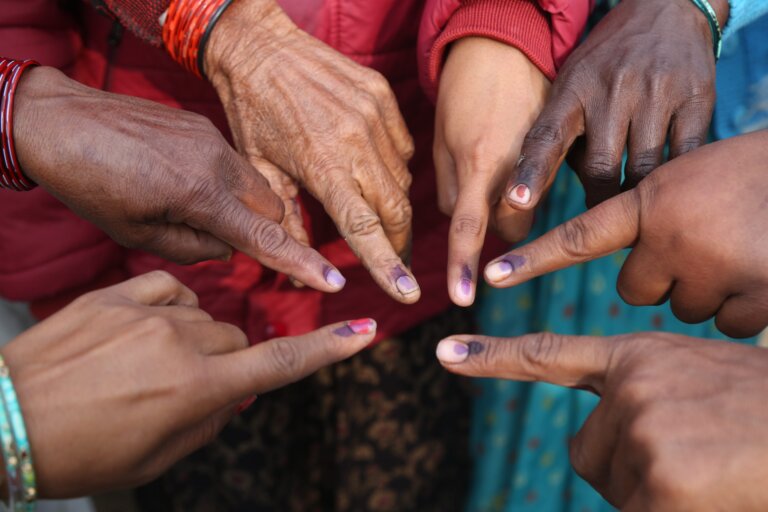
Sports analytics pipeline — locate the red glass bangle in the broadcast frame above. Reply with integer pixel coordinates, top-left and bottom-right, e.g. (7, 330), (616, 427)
(162, 0), (233, 78)
(0, 58), (38, 192)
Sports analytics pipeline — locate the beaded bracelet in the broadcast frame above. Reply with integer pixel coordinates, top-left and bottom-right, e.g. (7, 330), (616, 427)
(0, 355), (35, 511)
(161, 0), (235, 78)
(0, 58), (39, 192)
(689, 0), (722, 60)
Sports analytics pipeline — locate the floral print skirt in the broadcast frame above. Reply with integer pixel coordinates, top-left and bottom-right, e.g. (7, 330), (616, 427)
(136, 307), (473, 512)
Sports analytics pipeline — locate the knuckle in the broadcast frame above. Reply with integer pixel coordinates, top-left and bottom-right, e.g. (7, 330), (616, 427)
(382, 195), (412, 232)
(355, 93), (381, 121)
(268, 338), (303, 379)
(524, 124), (563, 148)
(582, 153), (621, 183)
(142, 315), (179, 341)
(346, 210), (382, 238)
(516, 332), (563, 376)
(452, 214), (484, 238)
(363, 69), (392, 97)
(626, 150), (660, 180)
(250, 220), (290, 256)
(557, 217), (594, 261)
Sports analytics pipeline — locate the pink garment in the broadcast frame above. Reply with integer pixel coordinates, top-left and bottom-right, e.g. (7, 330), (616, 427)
(538, 0), (594, 67)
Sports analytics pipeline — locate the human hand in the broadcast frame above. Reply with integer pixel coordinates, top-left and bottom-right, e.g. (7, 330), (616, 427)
(436, 331), (768, 511)
(506, 0), (729, 209)
(13, 67), (346, 292)
(2, 271), (376, 498)
(434, 37), (550, 306)
(203, 0), (419, 303)
(484, 130), (768, 338)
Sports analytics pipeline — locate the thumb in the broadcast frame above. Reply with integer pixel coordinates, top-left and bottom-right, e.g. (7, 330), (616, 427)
(436, 333), (617, 395)
(210, 319), (377, 405)
(485, 188), (641, 287)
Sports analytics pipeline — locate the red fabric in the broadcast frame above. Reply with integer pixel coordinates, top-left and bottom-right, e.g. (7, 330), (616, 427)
(0, 0), (560, 343)
(419, 0), (594, 102)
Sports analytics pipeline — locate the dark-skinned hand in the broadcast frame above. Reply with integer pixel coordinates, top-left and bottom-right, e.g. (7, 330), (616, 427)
(437, 332), (768, 511)
(204, 0), (419, 303)
(13, 66), (347, 293)
(485, 130), (768, 338)
(434, 37), (550, 307)
(506, 0), (729, 210)
(2, 271), (376, 498)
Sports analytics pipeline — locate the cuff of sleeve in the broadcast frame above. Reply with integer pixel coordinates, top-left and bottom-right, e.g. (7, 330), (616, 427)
(425, 0), (556, 100)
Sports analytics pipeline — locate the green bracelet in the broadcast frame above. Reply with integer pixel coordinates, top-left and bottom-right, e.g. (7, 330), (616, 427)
(0, 389), (18, 511)
(689, 0), (723, 60)
(0, 355), (35, 511)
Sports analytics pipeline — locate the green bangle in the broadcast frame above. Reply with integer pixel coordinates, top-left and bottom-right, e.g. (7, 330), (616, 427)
(689, 0), (722, 60)
(0, 355), (35, 511)
(0, 389), (18, 511)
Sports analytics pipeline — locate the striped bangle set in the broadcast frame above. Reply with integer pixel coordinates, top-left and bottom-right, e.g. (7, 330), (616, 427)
(0, 59), (38, 192)
(0, 355), (36, 511)
(161, 0), (235, 78)
(689, 0), (723, 60)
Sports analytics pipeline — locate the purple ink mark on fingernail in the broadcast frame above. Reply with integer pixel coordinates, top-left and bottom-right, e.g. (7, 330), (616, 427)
(454, 343), (469, 356)
(467, 341), (485, 355)
(324, 266), (346, 288)
(502, 254), (526, 272)
(333, 325), (356, 337)
(392, 265), (418, 294)
(461, 265), (472, 282)
(459, 265), (473, 297)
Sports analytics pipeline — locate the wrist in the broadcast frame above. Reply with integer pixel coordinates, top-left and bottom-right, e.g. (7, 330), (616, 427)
(203, 0), (296, 85)
(12, 66), (72, 186)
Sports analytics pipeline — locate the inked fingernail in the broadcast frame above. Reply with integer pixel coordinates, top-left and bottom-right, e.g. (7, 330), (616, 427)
(455, 265), (473, 303)
(436, 339), (485, 364)
(333, 318), (377, 337)
(324, 266), (347, 289)
(236, 395), (258, 414)
(508, 184), (531, 205)
(485, 255), (526, 282)
(392, 266), (419, 295)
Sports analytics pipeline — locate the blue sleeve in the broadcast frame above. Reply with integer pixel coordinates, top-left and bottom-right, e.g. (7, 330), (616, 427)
(724, 0), (768, 39)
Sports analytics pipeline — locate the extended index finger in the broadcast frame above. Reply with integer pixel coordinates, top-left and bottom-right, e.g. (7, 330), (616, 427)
(436, 333), (617, 395)
(485, 188), (641, 288)
(506, 90), (584, 209)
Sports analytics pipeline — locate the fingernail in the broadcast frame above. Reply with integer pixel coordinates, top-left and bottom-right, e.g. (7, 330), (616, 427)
(486, 260), (513, 281)
(236, 395), (258, 414)
(333, 318), (377, 337)
(436, 339), (485, 364)
(396, 275), (418, 295)
(485, 255), (526, 282)
(324, 266), (347, 289)
(436, 339), (469, 363)
(508, 184), (531, 205)
(455, 265), (473, 303)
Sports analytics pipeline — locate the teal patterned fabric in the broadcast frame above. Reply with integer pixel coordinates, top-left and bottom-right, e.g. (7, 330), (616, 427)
(464, 4), (766, 512)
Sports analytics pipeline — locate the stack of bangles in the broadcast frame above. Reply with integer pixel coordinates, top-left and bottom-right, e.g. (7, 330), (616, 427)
(0, 354), (36, 511)
(0, 58), (38, 192)
(161, 0), (235, 78)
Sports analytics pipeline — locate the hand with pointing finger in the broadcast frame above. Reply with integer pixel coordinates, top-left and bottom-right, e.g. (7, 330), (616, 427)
(485, 130), (768, 338)
(204, 0), (419, 303)
(436, 332), (768, 512)
(506, 0), (729, 210)
(14, 66), (346, 293)
(3, 271), (376, 498)
(434, 37), (550, 306)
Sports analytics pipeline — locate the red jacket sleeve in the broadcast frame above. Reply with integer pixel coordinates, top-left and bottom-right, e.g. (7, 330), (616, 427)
(86, 0), (169, 45)
(419, 0), (556, 103)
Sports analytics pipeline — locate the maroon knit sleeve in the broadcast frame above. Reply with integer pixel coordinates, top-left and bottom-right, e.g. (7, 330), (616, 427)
(87, 0), (170, 45)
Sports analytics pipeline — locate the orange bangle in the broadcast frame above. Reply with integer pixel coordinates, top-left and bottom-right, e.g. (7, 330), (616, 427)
(162, 0), (233, 78)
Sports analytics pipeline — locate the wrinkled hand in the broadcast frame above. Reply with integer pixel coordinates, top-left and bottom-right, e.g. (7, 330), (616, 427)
(14, 67), (346, 292)
(484, 130), (768, 338)
(506, 0), (729, 210)
(434, 37), (550, 306)
(204, 0), (419, 302)
(436, 332), (768, 511)
(2, 271), (376, 498)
